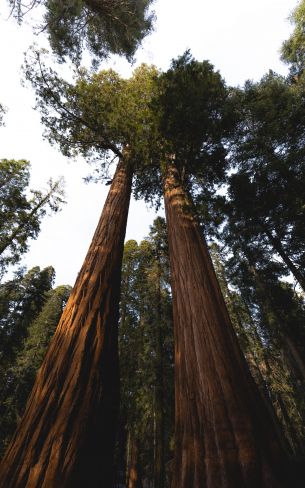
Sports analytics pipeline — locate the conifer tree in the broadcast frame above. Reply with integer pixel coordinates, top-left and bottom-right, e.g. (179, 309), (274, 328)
(0, 159), (65, 277)
(0, 283), (71, 456)
(226, 72), (305, 292)
(281, 0), (305, 77)
(7, 0), (155, 65)
(0, 60), (159, 487)
(154, 52), (294, 487)
(119, 219), (173, 487)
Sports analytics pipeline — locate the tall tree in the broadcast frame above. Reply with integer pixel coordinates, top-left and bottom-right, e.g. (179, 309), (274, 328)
(119, 221), (173, 488)
(0, 265), (56, 371)
(0, 160), (132, 487)
(155, 53), (293, 486)
(7, 0), (155, 64)
(226, 72), (305, 293)
(210, 243), (305, 457)
(0, 62), (159, 486)
(0, 159), (65, 278)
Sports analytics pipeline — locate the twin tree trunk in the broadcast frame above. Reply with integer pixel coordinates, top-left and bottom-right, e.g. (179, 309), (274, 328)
(163, 162), (291, 488)
(0, 160), (133, 488)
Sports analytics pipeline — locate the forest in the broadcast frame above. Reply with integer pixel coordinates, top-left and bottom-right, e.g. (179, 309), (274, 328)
(0, 0), (305, 487)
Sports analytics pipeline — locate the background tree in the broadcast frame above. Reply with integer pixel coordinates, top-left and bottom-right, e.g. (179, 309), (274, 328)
(118, 218), (174, 488)
(0, 159), (65, 278)
(0, 265), (56, 455)
(0, 281), (71, 456)
(281, 0), (305, 77)
(0, 265), (56, 372)
(225, 72), (305, 293)
(7, 0), (155, 65)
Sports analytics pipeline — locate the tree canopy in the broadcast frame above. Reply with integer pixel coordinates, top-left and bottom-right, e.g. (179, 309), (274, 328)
(281, 0), (305, 77)
(8, 0), (155, 64)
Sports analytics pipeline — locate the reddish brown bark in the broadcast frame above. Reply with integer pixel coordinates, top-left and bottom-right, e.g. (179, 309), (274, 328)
(163, 162), (291, 488)
(127, 436), (142, 488)
(0, 160), (133, 488)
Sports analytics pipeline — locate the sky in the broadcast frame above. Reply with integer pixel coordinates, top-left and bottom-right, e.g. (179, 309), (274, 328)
(0, 0), (298, 286)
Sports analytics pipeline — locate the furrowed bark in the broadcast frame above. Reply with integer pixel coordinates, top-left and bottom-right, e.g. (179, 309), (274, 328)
(0, 159), (133, 488)
(163, 162), (291, 488)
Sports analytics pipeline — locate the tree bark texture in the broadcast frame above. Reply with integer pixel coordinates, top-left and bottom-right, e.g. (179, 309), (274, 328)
(0, 160), (133, 488)
(163, 162), (291, 488)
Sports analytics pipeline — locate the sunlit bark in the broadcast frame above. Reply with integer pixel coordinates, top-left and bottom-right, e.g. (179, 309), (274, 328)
(0, 160), (133, 488)
(163, 162), (290, 488)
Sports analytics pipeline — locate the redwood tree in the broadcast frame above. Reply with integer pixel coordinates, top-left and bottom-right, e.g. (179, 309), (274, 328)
(156, 53), (295, 487)
(0, 159), (132, 487)
(0, 62), (159, 486)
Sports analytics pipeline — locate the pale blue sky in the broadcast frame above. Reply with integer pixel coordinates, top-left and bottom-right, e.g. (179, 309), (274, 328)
(0, 0), (298, 285)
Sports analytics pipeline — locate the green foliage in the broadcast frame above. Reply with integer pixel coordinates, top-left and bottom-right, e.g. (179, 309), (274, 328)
(153, 51), (231, 185)
(25, 52), (159, 159)
(0, 266), (56, 368)
(225, 71), (305, 285)
(281, 0), (305, 76)
(25, 50), (235, 208)
(0, 159), (65, 276)
(118, 218), (173, 484)
(25, 50), (163, 202)
(0, 265), (56, 454)
(8, 0), (155, 64)
(0, 280), (71, 455)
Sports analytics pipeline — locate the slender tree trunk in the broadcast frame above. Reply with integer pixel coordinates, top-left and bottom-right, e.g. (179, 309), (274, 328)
(0, 160), (133, 488)
(154, 248), (165, 488)
(247, 262), (305, 384)
(163, 162), (290, 488)
(262, 226), (305, 293)
(127, 435), (142, 488)
(283, 333), (305, 382)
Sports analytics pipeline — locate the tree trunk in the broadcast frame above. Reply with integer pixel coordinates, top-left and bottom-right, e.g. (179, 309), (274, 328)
(163, 162), (290, 488)
(154, 247), (165, 488)
(0, 160), (133, 488)
(283, 333), (305, 383)
(247, 261), (305, 384)
(263, 226), (305, 293)
(127, 435), (142, 488)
